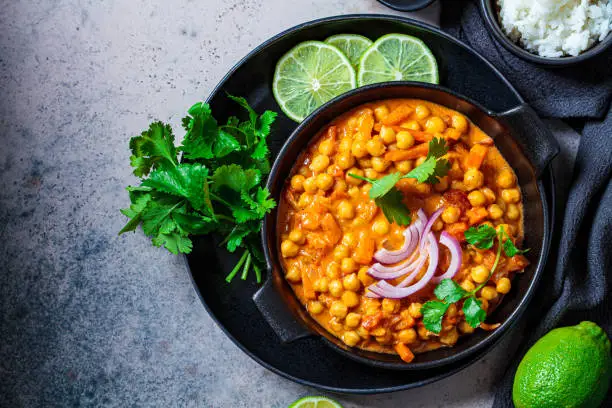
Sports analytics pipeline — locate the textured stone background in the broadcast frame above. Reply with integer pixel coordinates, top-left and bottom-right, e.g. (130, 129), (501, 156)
(0, 1), (537, 406)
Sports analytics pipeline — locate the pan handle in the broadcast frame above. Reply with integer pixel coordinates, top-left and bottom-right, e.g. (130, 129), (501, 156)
(253, 273), (312, 343)
(493, 104), (559, 178)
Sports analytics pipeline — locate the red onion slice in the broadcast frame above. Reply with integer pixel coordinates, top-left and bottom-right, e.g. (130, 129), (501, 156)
(373, 224), (418, 264)
(396, 250), (429, 287)
(420, 207), (444, 250)
(432, 231), (462, 283)
(370, 232), (440, 299)
(416, 209), (427, 238)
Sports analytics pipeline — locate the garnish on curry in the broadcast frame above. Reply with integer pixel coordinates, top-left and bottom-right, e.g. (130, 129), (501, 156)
(278, 99), (529, 362)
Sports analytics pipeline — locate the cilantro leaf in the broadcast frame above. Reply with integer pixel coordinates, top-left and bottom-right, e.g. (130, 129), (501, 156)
(374, 188), (412, 226)
(368, 172), (402, 199)
(129, 122), (177, 176)
(256, 110), (278, 138)
(119, 193), (152, 234)
(434, 279), (468, 303)
(498, 226), (529, 257)
(465, 224), (497, 249)
(151, 232), (193, 254)
(463, 297), (487, 328)
(403, 137), (450, 184)
(421, 301), (450, 334)
(142, 163), (210, 212)
(212, 164), (261, 193)
(427, 136), (449, 158)
(213, 129), (240, 158)
(180, 102), (219, 160)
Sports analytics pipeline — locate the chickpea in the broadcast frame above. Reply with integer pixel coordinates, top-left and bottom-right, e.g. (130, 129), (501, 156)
(488, 204), (504, 220)
(408, 302), (423, 319)
(357, 326), (370, 338)
(397, 328), (418, 344)
(447, 303), (458, 318)
(472, 251), (484, 263)
(496, 223), (515, 236)
(372, 219), (390, 235)
(468, 190), (486, 207)
(342, 331), (361, 347)
(310, 155), (330, 173)
(338, 137), (352, 152)
(336, 152), (355, 170)
(415, 104), (430, 120)
(298, 166), (310, 177)
(358, 158), (372, 169)
(451, 180), (466, 191)
(374, 105), (390, 122)
(326, 262), (341, 279)
(425, 116), (447, 134)
(333, 245), (350, 261)
(480, 286), (498, 300)
(341, 258), (358, 275)
(364, 300), (381, 316)
(401, 120), (421, 131)
(302, 177), (317, 193)
(506, 204), (520, 221)
(348, 186), (360, 199)
(432, 219), (444, 232)
(496, 169), (515, 188)
(318, 139), (335, 156)
(459, 321), (475, 334)
(418, 325), (432, 340)
(396, 131), (415, 149)
(337, 200), (355, 220)
(313, 174), (333, 192)
(297, 193), (313, 209)
(344, 312), (362, 329)
(371, 327), (387, 337)
(342, 232), (357, 248)
(334, 179), (348, 193)
(442, 206), (461, 224)
(380, 125), (396, 144)
(463, 168), (484, 191)
(285, 266), (301, 282)
(440, 328), (459, 345)
(330, 318), (343, 332)
(351, 140), (368, 158)
(496, 277), (512, 294)
(330, 301), (348, 319)
(290, 174), (305, 192)
(361, 183), (372, 195)
(471, 265), (490, 283)
(313, 277), (329, 293)
(396, 160), (413, 173)
(329, 279), (343, 297)
(346, 168), (364, 186)
(364, 169), (379, 180)
(460, 279), (476, 291)
(308, 301), (324, 315)
(366, 137), (386, 157)
(415, 156), (427, 167)
(481, 187), (496, 203)
(288, 229), (305, 245)
(382, 298), (400, 313)
(451, 115), (468, 133)
(479, 298), (489, 312)
(434, 176), (449, 192)
(342, 291), (360, 308)
(371, 157), (390, 172)
(501, 188), (521, 204)
(281, 240), (299, 258)
(358, 266), (375, 286)
(343, 273), (361, 291)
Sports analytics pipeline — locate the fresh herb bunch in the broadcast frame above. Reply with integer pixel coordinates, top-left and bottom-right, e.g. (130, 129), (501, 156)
(119, 95), (277, 283)
(349, 137), (450, 225)
(421, 224), (528, 333)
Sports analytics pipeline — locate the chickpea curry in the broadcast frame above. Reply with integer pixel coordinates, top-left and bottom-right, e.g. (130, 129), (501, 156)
(278, 99), (529, 362)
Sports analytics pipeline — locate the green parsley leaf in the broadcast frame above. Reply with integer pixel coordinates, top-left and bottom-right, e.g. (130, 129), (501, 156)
(374, 188), (412, 226)
(421, 300), (450, 334)
(434, 279), (468, 303)
(462, 297), (487, 328)
(465, 224), (497, 249)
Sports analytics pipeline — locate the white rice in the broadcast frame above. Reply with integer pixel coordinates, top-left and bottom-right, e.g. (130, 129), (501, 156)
(497, 0), (612, 57)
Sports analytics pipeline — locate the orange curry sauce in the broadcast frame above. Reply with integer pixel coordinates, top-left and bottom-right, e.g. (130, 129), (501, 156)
(278, 99), (529, 362)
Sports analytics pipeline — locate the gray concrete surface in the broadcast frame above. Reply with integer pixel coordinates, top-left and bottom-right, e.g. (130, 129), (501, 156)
(0, 1), (526, 406)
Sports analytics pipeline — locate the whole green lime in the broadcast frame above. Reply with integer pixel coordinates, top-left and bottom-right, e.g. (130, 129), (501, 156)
(513, 321), (611, 408)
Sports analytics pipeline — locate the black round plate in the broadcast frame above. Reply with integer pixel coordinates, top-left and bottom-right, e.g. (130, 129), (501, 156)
(186, 15), (554, 393)
(377, 0), (436, 12)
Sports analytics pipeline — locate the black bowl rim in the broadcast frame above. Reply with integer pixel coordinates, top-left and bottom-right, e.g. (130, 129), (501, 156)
(376, 0), (437, 12)
(263, 81), (553, 371)
(185, 14), (554, 393)
(479, 0), (612, 66)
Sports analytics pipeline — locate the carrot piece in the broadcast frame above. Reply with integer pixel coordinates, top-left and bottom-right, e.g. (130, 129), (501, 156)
(382, 105), (413, 126)
(407, 129), (432, 142)
(301, 269), (316, 300)
(445, 222), (468, 242)
(354, 236), (375, 265)
(321, 213), (341, 245)
(465, 144), (489, 169)
(394, 343), (415, 363)
(362, 311), (383, 330)
(466, 207), (489, 225)
(384, 143), (429, 161)
(507, 254), (530, 272)
(326, 125), (337, 141)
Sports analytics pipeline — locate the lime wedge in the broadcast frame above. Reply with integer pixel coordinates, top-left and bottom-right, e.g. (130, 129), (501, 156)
(324, 34), (373, 68)
(288, 396), (344, 408)
(273, 41), (356, 122)
(357, 33), (438, 86)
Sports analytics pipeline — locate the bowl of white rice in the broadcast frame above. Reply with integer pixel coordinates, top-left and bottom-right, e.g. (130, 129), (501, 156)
(480, 0), (612, 65)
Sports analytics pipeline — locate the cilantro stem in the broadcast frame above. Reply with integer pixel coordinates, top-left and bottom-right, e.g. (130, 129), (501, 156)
(241, 252), (252, 280)
(253, 262), (262, 284)
(225, 250), (249, 283)
(210, 192), (233, 208)
(347, 173), (375, 183)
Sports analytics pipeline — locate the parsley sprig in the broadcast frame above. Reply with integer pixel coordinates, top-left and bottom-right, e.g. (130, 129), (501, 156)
(349, 137), (450, 226)
(421, 224), (528, 333)
(119, 95), (277, 283)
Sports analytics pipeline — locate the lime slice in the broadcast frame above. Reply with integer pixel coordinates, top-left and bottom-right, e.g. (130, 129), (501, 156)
(273, 41), (356, 122)
(357, 33), (438, 86)
(324, 34), (373, 68)
(288, 396), (344, 408)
